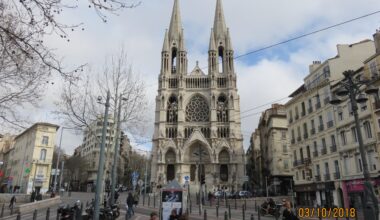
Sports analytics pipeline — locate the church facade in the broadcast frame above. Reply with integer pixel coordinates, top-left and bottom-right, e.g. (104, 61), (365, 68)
(150, 0), (245, 192)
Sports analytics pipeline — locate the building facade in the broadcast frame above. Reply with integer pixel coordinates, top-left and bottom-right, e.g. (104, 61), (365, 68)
(0, 134), (16, 192)
(286, 39), (376, 207)
(246, 130), (262, 194)
(150, 0), (245, 192)
(257, 104), (292, 196)
(9, 123), (59, 194)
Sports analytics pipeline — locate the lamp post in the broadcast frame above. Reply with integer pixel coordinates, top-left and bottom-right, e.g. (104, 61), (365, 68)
(330, 70), (379, 220)
(94, 90), (111, 220)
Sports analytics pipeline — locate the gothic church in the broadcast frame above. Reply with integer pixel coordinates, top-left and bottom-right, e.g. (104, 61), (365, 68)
(150, 0), (245, 192)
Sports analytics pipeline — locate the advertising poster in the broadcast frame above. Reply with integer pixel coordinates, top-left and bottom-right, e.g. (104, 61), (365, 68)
(162, 190), (182, 220)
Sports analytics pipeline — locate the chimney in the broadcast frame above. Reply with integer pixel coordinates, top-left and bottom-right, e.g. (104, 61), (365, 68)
(309, 61), (321, 73)
(374, 29), (380, 54)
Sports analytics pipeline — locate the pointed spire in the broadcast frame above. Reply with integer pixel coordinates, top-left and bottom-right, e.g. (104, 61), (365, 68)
(209, 28), (217, 51)
(213, 0), (227, 40)
(179, 29), (186, 51)
(168, 0), (183, 41)
(162, 29), (170, 52)
(225, 28), (233, 50)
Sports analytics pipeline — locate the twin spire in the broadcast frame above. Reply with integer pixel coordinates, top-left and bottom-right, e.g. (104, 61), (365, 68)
(163, 0), (232, 53)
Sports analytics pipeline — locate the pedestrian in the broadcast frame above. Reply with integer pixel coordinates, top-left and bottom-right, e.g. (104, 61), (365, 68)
(9, 195), (16, 210)
(126, 192), (135, 218)
(169, 209), (179, 220)
(31, 190), (36, 202)
(282, 200), (299, 220)
(150, 211), (158, 220)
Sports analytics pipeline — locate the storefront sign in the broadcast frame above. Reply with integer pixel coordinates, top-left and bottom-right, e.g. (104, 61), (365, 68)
(294, 183), (316, 192)
(345, 178), (380, 192)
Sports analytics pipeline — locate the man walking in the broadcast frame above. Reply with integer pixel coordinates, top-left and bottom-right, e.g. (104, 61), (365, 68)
(127, 192), (135, 218)
(9, 195), (16, 210)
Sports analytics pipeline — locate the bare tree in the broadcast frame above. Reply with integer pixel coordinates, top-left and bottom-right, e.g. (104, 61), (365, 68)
(0, 0), (140, 129)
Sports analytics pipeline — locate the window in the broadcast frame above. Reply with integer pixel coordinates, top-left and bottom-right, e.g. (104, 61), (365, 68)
(322, 138), (326, 148)
(324, 162), (329, 175)
(284, 160), (289, 169)
(293, 150), (297, 161)
(302, 170), (305, 180)
(318, 115), (323, 126)
(311, 119), (315, 129)
(343, 156), (349, 175)
(283, 145), (287, 153)
(316, 164), (320, 176)
(338, 112), (343, 121)
(40, 149), (47, 161)
(368, 151), (376, 171)
(331, 135), (336, 146)
(185, 95), (209, 122)
(296, 171), (299, 180)
(42, 136), (49, 145)
(351, 127), (358, 142)
(369, 61), (378, 77)
(281, 131), (286, 139)
(340, 131), (347, 145)
(348, 101), (353, 116)
(334, 160), (339, 174)
(363, 121), (372, 138)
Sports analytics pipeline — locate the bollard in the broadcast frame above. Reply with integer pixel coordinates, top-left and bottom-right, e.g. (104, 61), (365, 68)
(244, 199), (247, 209)
(216, 205), (219, 218)
(255, 199), (257, 210)
(224, 211), (228, 220)
(148, 194), (151, 207)
(154, 193), (156, 208)
(204, 209), (207, 220)
(46, 208), (50, 220)
(0, 203), (4, 217)
(250, 213), (254, 220)
(190, 199), (192, 214)
(235, 197), (237, 209)
(56, 208), (59, 220)
(355, 209), (358, 220)
(217, 196), (220, 206)
(33, 209), (37, 220)
(258, 209), (260, 220)
(242, 206), (245, 220)
(228, 204), (231, 219)
(199, 200), (201, 215)
(143, 193), (146, 206)
(16, 212), (21, 220)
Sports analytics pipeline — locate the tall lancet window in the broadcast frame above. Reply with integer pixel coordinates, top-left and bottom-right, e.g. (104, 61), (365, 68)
(217, 95), (228, 122)
(167, 95), (178, 123)
(172, 48), (177, 74)
(218, 46), (224, 73)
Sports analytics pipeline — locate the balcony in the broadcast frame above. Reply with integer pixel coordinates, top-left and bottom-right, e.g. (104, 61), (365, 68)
(310, 128), (316, 135)
(327, 121), (334, 128)
(324, 173), (331, 181)
(301, 111), (306, 117)
(303, 158), (311, 165)
(293, 160), (300, 167)
(315, 175), (321, 181)
(321, 147), (327, 155)
(295, 114), (299, 120)
(303, 133), (309, 139)
(308, 107), (313, 114)
(318, 124), (324, 132)
(324, 97), (330, 105)
(330, 145), (337, 153)
(289, 118), (293, 123)
(334, 172), (341, 180)
(313, 151), (319, 157)
(315, 102), (321, 110)
(291, 139), (295, 144)
(297, 137), (302, 142)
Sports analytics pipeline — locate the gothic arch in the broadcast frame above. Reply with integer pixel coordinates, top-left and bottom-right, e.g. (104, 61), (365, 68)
(165, 148), (176, 164)
(183, 135), (213, 163)
(185, 94), (210, 122)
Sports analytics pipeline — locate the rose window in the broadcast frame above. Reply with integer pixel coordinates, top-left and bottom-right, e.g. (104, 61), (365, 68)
(185, 95), (209, 122)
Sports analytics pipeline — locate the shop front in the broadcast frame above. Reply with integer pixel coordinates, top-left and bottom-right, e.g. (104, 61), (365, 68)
(316, 181), (335, 208)
(343, 177), (380, 210)
(294, 183), (316, 206)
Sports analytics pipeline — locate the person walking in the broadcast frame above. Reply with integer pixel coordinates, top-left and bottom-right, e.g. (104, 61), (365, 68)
(126, 192), (135, 218)
(9, 195), (16, 210)
(150, 211), (158, 220)
(282, 200), (299, 220)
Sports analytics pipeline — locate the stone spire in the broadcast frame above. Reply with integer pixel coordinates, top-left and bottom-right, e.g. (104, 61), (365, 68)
(162, 29), (170, 52)
(209, 28), (217, 51)
(179, 29), (186, 51)
(213, 0), (227, 40)
(168, 0), (183, 41)
(225, 28), (233, 51)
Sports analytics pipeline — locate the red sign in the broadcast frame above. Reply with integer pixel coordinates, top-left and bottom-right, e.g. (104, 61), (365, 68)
(345, 179), (380, 192)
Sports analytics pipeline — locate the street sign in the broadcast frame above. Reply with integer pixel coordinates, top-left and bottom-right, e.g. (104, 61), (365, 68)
(25, 168), (30, 174)
(184, 176), (190, 181)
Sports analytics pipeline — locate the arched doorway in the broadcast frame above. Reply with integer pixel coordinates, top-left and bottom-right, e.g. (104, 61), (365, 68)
(188, 143), (211, 185)
(219, 149), (230, 182)
(166, 149), (176, 182)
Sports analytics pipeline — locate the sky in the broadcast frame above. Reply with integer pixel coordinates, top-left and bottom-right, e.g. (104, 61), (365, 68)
(9, 0), (380, 154)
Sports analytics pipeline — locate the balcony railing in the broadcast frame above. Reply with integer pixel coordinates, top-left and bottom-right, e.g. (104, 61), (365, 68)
(308, 107), (313, 114)
(295, 114), (299, 120)
(297, 137), (302, 142)
(310, 128), (316, 135)
(318, 124), (324, 132)
(303, 158), (311, 165)
(330, 145), (337, 153)
(324, 97), (330, 105)
(327, 121), (334, 128)
(289, 118), (293, 123)
(334, 172), (341, 180)
(291, 139), (295, 144)
(315, 175), (321, 181)
(293, 160), (300, 167)
(315, 102), (321, 110)
(313, 151), (319, 157)
(324, 173), (331, 181)
(304, 133), (309, 139)
(321, 148), (327, 155)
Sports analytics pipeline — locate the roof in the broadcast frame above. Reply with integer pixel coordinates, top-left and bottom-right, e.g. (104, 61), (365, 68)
(288, 84), (306, 98)
(15, 122), (60, 140)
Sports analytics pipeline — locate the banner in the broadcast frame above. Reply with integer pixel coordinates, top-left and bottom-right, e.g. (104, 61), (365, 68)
(162, 189), (182, 220)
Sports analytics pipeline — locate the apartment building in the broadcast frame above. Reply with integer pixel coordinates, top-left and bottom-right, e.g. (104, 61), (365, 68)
(0, 134), (16, 192)
(246, 130), (262, 194)
(257, 104), (292, 196)
(9, 123), (59, 194)
(286, 39), (376, 207)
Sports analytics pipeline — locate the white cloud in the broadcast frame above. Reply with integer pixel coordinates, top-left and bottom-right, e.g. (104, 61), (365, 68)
(7, 0), (380, 154)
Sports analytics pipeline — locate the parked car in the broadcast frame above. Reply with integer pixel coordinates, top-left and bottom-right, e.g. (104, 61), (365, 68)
(238, 191), (252, 198)
(214, 191), (223, 198)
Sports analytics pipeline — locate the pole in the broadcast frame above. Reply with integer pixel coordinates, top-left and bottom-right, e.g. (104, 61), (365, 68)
(94, 90), (111, 220)
(111, 95), (122, 205)
(347, 74), (379, 220)
(265, 177), (268, 199)
(53, 127), (64, 192)
(199, 145), (203, 213)
(290, 179), (295, 210)
(143, 154), (148, 205)
(59, 160), (64, 194)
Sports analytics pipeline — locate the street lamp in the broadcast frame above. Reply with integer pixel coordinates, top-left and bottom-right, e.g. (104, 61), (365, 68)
(330, 70), (379, 220)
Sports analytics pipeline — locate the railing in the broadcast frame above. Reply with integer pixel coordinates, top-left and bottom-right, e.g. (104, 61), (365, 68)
(185, 77), (210, 88)
(291, 139), (295, 144)
(297, 137), (302, 142)
(315, 175), (321, 181)
(324, 173), (331, 181)
(313, 151), (319, 157)
(318, 124), (324, 132)
(315, 102), (321, 110)
(327, 121), (334, 128)
(334, 172), (341, 180)
(308, 107), (313, 114)
(304, 133), (309, 139)
(321, 148), (327, 155)
(217, 77), (227, 88)
(310, 128), (316, 135)
(303, 158), (311, 165)
(168, 78), (178, 88)
(330, 145), (337, 152)
(289, 118), (293, 123)
(295, 114), (299, 120)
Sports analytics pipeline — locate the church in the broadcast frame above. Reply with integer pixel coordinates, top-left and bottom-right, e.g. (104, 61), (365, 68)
(150, 0), (245, 193)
